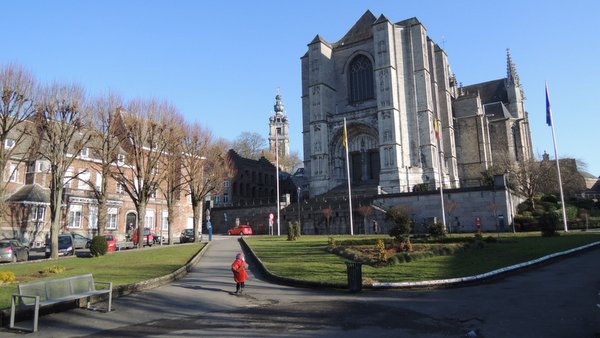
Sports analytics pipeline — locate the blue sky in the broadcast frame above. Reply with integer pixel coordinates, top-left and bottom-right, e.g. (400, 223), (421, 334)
(2, 0), (598, 176)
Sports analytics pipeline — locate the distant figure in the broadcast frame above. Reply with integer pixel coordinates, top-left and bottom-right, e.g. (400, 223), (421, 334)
(372, 220), (379, 234)
(231, 252), (249, 294)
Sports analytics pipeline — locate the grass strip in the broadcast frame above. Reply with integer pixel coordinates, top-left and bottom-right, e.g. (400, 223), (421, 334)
(0, 243), (204, 309)
(245, 232), (600, 284)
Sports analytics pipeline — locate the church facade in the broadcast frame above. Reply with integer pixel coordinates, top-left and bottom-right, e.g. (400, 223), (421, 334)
(301, 11), (533, 197)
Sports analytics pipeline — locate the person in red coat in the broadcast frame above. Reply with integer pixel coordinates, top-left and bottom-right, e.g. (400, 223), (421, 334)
(231, 252), (249, 294)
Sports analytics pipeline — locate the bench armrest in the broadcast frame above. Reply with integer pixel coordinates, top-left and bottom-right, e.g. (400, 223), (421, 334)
(11, 294), (41, 332)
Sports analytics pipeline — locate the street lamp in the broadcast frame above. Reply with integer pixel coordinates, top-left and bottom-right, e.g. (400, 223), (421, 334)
(297, 187), (301, 227)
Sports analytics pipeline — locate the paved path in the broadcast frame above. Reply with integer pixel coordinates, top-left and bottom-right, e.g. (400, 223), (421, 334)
(3, 236), (600, 337)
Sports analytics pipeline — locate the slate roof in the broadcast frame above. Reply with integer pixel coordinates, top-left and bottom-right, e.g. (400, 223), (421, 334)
(333, 10), (377, 47)
(6, 184), (50, 204)
(461, 79), (508, 105)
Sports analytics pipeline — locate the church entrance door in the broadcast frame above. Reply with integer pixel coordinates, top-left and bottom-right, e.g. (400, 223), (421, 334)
(350, 152), (362, 183)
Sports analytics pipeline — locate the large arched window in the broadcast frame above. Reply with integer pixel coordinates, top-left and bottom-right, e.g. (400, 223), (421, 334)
(348, 55), (374, 103)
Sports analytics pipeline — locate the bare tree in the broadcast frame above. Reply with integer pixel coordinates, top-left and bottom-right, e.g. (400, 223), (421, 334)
(261, 150), (303, 174)
(86, 92), (125, 236)
(159, 110), (186, 245)
(358, 205), (373, 234)
(111, 98), (173, 249)
(231, 131), (266, 160)
(181, 123), (233, 243)
(507, 158), (552, 210)
(0, 64), (37, 220)
(34, 83), (92, 259)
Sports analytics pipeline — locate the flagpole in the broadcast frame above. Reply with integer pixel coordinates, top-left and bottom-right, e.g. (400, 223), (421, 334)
(435, 118), (447, 232)
(546, 82), (568, 232)
(275, 130), (281, 236)
(343, 118), (354, 235)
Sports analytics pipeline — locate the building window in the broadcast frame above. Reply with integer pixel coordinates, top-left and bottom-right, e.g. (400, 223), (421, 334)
(348, 55), (374, 103)
(32, 206), (45, 222)
(89, 206), (98, 229)
(64, 167), (74, 188)
(68, 205), (83, 228)
(79, 147), (89, 159)
(95, 173), (102, 191)
(4, 138), (15, 149)
(107, 208), (118, 230)
(78, 170), (91, 190)
(162, 211), (168, 231)
(145, 209), (155, 230)
(8, 163), (18, 182)
(117, 154), (125, 165)
(116, 183), (124, 194)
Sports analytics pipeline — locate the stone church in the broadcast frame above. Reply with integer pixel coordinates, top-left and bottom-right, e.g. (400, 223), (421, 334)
(301, 11), (533, 197)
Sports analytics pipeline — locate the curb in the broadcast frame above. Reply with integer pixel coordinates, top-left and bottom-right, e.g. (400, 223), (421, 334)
(241, 238), (600, 290)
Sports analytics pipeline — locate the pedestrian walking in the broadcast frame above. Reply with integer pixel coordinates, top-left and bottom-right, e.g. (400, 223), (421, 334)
(231, 252), (248, 294)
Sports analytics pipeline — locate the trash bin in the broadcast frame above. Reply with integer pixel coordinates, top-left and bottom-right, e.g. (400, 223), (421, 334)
(346, 262), (362, 292)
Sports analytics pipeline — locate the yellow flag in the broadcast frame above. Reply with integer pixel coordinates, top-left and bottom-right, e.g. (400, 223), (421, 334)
(343, 119), (348, 148)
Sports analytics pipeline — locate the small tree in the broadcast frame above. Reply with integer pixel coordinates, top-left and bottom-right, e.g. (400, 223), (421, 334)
(358, 205), (373, 234)
(322, 207), (333, 234)
(386, 205), (412, 251)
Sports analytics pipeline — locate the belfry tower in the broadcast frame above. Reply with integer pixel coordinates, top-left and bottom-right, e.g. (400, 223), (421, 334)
(268, 92), (290, 158)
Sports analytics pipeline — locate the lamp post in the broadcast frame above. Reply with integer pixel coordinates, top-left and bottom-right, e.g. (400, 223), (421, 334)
(297, 187), (301, 227)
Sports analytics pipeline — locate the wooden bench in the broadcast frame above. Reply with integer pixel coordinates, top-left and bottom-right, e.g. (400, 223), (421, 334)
(10, 273), (112, 332)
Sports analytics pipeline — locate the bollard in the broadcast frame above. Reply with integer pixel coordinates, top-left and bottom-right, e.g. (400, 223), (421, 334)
(346, 262), (363, 292)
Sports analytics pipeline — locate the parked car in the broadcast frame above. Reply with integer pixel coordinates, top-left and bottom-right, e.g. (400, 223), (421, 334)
(71, 233), (91, 249)
(228, 224), (253, 236)
(0, 239), (29, 263)
(103, 234), (118, 252)
(152, 232), (165, 244)
(179, 229), (201, 243)
(45, 234), (75, 258)
(133, 228), (154, 246)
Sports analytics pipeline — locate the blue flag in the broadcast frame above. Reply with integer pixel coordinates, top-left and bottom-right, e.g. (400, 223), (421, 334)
(545, 83), (552, 127)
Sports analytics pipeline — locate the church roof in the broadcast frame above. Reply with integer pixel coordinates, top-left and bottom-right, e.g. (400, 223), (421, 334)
(334, 10), (377, 47)
(483, 102), (512, 120)
(461, 79), (508, 105)
(6, 183), (50, 204)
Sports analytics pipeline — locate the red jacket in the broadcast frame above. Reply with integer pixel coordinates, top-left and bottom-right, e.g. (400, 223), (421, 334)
(231, 259), (248, 283)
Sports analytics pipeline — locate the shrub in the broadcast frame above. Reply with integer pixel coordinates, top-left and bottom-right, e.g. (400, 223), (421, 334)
(412, 183), (429, 192)
(327, 237), (337, 248)
(375, 239), (387, 262)
(540, 212), (559, 237)
(541, 194), (558, 204)
(0, 272), (16, 283)
(39, 265), (65, 274)
(386, 205), (412, 242)
(429, 222), (446, 238)
(287, 221), (301, 241)
(89, 236), (108, 257)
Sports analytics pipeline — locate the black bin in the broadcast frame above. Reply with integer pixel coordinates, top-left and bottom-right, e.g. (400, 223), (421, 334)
(346, 262), (363, 292)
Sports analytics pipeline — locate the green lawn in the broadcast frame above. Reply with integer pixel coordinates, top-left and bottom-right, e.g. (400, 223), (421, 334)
(0, 244), (204, 309)
(245, 232), (600, 284)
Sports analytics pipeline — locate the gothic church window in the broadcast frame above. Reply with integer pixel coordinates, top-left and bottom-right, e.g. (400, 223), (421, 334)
(348, 55), (374, 103)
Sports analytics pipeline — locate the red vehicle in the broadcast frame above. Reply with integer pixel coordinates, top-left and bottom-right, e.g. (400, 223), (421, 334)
(133, 228), (154, 246)
(103, 234), (118, 252)
(228, 224), (253, 236)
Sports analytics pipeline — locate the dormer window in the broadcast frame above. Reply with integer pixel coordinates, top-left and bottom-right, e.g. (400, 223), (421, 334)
(79, 147), (89, 159)
(4, 139), (15, 149)
(117, 154), (126, 165)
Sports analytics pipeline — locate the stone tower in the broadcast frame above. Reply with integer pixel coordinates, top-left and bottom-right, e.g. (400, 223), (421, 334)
(301, 11), (460, 196)
(268, 92), (290, 158)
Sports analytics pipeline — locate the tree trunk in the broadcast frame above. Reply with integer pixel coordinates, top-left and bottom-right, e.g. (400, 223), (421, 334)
(136, 202), (147, 249)
(192, 202), (203, 243)
(167, 205), (175, 245)
(49, 184), (64, 260)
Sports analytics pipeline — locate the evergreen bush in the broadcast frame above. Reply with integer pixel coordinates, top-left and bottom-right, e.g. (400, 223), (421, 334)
(540, 212), (559, 237)
(89, 236), (108, 256)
